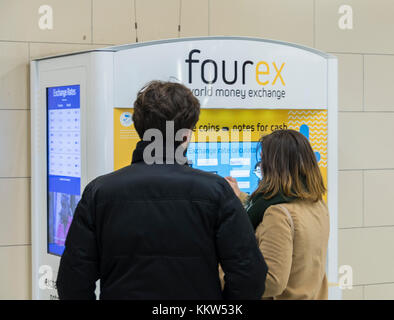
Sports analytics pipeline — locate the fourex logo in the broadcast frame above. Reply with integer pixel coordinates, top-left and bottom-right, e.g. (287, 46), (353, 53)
(185, 49), (285, 86)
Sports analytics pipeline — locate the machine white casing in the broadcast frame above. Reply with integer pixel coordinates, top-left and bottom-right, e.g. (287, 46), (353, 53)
(31, 37), (339, 300)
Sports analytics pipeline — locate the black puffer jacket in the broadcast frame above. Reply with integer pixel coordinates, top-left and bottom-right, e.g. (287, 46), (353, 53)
(57, 141), (267, 300)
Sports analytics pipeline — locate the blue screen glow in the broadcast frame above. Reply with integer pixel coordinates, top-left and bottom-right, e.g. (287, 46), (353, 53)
(187, 141), (261, 195)
(47, 85), (81, 256)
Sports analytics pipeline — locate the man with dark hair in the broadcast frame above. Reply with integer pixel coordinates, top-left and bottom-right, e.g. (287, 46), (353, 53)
(57, 80), (267, 300)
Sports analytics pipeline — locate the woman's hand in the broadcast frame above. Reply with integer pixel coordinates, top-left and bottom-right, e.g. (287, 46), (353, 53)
(224, 176), (241, 198)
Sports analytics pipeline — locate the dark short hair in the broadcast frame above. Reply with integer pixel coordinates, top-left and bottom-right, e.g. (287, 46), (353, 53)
(133, 81), (200, 138)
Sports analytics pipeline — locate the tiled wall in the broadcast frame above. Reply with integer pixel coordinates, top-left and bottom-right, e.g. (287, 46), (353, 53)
(0, 0), (393, 299)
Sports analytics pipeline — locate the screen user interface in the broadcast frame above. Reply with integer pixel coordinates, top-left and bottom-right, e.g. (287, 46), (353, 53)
(47, 85), (81, 256)
(187, 141), (261, 195)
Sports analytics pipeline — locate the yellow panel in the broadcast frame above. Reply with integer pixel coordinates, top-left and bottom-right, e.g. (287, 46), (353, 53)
(114, 108), (328, 198)
(114, 108), (139, 171)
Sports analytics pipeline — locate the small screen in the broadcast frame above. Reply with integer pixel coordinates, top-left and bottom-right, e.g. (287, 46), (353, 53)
(187, 141), (261, 195)
(47, 85), (81, 256)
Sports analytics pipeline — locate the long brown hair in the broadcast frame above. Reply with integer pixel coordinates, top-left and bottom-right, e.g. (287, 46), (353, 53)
(251, 129), (326, 202)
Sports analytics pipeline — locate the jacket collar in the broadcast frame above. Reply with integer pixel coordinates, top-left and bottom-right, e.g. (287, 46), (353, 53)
(131, 140), (189, 165)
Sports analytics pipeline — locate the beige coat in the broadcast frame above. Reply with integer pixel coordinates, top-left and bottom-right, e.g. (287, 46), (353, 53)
(256, 199), (329, 299)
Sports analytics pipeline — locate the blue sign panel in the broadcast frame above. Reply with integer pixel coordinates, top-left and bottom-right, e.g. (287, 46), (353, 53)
(47, 85), (81, 256)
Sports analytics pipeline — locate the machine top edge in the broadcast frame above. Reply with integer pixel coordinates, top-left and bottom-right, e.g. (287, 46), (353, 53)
(32, 36), (335, 62)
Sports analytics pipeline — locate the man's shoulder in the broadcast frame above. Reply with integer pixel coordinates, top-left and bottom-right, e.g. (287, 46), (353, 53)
(83, 165), (133, 196)
(87, 164), (234, 203)
(92, 163), (225, 185)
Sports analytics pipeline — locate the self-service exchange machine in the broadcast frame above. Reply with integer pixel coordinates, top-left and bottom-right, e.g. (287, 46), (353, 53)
(31, 37), (338, 300)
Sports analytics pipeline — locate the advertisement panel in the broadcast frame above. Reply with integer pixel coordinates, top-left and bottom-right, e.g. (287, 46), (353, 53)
(114, 108), (328, 198)
(47, 85), (81, 256)
(114, 38), (328, 109)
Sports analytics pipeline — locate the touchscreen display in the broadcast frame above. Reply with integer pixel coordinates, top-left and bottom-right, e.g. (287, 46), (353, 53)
(47, 85), (81, 256)
(187, 141), (261, 195)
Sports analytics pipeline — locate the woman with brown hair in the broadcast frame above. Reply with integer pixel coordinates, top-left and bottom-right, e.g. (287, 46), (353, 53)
(225, 129), (330, 299)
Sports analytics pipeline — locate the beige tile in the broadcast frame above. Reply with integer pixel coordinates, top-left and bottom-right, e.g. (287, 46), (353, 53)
(332, 54), (363, 111)
(341, 285), (364, 300)
(0, 42), (29, 109)
(29, 43), (106, 60)
(338, 171), (363, 228)
(0, 179), (30, 246)
(180, 0), (209, 37)
(0, 245), (31, 299)
(135, 0), (180, 42)
(0, 0), (91, 43)
(364, 283), (394, 300)
(339, 227), (394, 285)
(93, 0), (137, 45)
(338, 112), (394, 170)
(0, 110), (30, 177)
(364, 170), (394, 227)
(315, 0), (394, 54)
(209, 0), (314, 47)
(365, 55), (394, 111)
